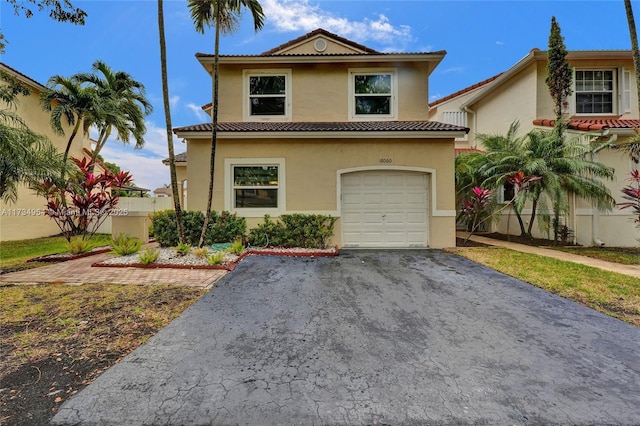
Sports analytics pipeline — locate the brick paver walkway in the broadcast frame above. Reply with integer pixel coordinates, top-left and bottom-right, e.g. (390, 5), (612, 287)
(0, 250), (226, 288)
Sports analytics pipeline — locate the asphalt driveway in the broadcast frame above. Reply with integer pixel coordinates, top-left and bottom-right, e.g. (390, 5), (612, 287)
(53, 250), (640, 425)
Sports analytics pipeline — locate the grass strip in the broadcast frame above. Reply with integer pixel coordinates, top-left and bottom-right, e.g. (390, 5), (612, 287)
(549, 246), (640, 265)
(0, 234), (112, 272)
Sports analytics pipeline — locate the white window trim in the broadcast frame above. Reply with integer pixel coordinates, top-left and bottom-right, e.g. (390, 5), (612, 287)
(243, 69), (292, 122)
(224, 158), (286, 217)
(571, 68), (617, 116)
(348, 68), (398, 121)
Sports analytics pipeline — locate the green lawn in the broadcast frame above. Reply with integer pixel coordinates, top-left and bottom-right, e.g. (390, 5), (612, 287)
(454, 247), (640, 327)
(0, 234), (112, 273)
(549, 246), (640, 265)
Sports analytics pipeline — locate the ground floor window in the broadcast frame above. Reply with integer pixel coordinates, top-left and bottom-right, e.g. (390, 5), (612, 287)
(233, 166), (279, 208)
(225, 158), (285, 215)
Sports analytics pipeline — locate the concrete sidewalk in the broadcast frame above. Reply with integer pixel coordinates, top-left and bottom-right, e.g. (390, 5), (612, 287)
(0, 249), (226, 288)
(458, 232), (640, 279)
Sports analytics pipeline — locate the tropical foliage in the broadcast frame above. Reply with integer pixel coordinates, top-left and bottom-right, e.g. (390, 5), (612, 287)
(40, 61), (151, 171)
(619, 169), (640, 229)
(187, 0), (265, 247)
(0, 70), (66, 203)
(456, 121), (615, 241)
(33, 157), (133, 241)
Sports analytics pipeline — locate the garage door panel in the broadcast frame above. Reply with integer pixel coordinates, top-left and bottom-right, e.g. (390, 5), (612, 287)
(341, 170), (429, 248)
(363, 213), (384, 224)
(363, 175), (383, 186)
(407, 212), (427, 224)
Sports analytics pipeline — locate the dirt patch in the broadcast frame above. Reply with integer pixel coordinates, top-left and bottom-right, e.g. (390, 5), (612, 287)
(0, 283), (206, 425)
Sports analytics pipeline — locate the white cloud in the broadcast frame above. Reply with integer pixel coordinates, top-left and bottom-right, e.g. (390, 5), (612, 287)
(98, 121), (185, 191)
(496, 41), (505, 45)
(170, 95), (180, 108)
(186, 102), (208, 121)
(441, 66), (464, 75)
(262, 0), (413, 49)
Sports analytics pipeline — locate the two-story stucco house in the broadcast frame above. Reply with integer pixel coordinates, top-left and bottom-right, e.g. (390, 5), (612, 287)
(174, 29), (468, 248)
(0, 62), (90, 241)
(429, 48), (640, 247)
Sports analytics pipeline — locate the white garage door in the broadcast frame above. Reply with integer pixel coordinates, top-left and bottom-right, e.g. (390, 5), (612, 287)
(341, 170), (429, 248)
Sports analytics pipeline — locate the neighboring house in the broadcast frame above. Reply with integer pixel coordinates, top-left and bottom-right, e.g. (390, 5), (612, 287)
(0, 63), (90, 241)
(429, 48), (640, 246)
(173, 29), (467, 248)
(161, 151), (187, 208)
(153, 187), (173, 197)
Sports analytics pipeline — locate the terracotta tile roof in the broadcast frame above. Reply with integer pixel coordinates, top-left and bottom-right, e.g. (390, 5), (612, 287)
(455, 148), (484, 156)
(162, 152), (186, 165)
(0, 62), (46, 90)
(260, 28), (380, 55)
(197, 51), (447, 59)
(174, 121), (468, 133)
(429, 73), (503, 108)
(533, 118), (640, 131)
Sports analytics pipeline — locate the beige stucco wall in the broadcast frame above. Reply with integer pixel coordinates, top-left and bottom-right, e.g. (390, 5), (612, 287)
(0, 81), (89, 241)
(473, 62), (538, 144)
(186, 137), (456, 248)
(217, 62), (431, 123)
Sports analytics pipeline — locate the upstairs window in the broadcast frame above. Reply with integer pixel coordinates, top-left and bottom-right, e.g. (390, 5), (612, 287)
(349, 68), (397, 120)
(243, 70), (291, 121)
(575, 70), (614, 114)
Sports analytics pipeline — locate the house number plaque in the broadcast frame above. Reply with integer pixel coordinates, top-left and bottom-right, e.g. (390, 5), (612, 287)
(379, 158), (393, 164)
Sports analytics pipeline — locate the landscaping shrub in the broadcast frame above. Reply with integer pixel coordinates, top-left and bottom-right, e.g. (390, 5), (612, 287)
(138, 247), (159, 264)
(226, 238), (245, 255)
(205, 211), (247, 245)
(174, 243), (191, 256)
(206, 251), (225, 265)
(110, 234), (142, 256)
(66, 237), (94, 254)
(248, 214), (336, 248)
(150, 210), (246, 247)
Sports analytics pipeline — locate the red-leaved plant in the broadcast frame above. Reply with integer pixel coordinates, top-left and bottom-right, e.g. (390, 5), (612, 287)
(461, 186), (493, 240)
(34, 157), (132, 241)
(619, 169), (640, 229)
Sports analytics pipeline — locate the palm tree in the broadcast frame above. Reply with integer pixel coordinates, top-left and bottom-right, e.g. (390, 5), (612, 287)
(475, 121), (531, 236)
(158, 0), (186, 243)
(188, 0), (265, 247)
(74, 60), (152, 164)
(40, 75), (98, 169)
(471, 122), (615, 240)
(0, 70), (65, 203)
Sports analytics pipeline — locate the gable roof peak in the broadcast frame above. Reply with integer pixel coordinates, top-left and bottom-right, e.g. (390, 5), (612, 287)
(260, 28), (380, 56)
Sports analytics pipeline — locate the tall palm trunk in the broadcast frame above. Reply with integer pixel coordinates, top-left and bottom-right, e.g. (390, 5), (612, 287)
(158, 0), (185, 243)
(62, 117), (82, 175)
(624, 0), (640, 163)
(198, 5), (221, 247)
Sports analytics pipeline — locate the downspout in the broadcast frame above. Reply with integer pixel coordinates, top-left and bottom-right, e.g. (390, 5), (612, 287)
(463, 105), (477, 147)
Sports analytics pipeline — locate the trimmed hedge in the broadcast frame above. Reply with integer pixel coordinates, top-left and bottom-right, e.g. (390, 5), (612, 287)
(247, 214), (336, 249)
(150, 210), (246, 247)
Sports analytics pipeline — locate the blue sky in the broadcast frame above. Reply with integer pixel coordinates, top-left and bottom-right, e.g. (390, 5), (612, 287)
(0, 0), (634, 190)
